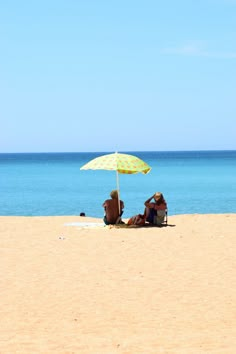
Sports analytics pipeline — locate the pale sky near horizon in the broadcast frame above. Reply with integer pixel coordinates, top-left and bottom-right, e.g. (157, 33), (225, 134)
(1, 0), (235, 153)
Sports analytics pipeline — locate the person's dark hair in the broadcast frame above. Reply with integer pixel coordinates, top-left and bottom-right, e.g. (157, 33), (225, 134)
(80, 212), (86, 217)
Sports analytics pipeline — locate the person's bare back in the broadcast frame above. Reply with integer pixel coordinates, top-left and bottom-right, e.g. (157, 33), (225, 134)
(102, 190), (124, 225)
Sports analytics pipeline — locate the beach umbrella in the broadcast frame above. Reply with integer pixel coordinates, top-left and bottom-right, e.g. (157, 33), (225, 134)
(80, 152), (151, 214)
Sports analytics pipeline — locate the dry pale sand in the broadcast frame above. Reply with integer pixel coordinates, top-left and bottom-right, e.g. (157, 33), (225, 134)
(1, 214), (236, 354)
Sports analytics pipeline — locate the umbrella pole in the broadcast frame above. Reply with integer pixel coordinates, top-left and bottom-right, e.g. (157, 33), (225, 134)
(116, 170), (121, 215)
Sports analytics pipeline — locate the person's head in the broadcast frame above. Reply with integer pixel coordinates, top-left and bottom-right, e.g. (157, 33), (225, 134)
(110, 190), (118, 199)
(154, 192), (164, 204)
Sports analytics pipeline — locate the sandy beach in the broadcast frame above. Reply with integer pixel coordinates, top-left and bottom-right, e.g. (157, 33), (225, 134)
(1, 214), (236, 354)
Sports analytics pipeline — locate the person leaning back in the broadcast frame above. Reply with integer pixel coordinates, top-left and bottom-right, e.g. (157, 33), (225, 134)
(144, 192), (167, 225)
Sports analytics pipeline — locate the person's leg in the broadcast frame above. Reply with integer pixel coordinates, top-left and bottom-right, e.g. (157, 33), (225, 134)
(145, 208), (156, 223)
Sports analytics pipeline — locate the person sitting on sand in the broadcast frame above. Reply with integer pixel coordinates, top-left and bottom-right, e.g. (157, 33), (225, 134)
(144, 192), (167, 225)
(102, 190), (124, 225)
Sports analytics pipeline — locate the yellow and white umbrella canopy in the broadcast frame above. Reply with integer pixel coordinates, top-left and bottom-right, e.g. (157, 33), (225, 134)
(80, 152), (151, 214)
(80, 152), (151, 174)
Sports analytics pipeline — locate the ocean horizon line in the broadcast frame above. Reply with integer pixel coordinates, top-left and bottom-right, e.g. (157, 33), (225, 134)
(0, 149), (236, 155)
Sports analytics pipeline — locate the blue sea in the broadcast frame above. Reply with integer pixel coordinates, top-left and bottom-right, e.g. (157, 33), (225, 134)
(0, 151), (235, 218)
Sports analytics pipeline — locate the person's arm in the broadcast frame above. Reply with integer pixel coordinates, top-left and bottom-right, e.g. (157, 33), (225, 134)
(155, 201), (167, 210)
(144, 194), (155, 208)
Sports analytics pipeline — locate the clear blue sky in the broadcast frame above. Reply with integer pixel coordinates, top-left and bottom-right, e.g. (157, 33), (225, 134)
(1, 0), (235, 152)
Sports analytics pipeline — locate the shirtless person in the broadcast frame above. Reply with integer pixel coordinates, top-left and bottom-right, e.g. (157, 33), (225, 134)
(102, 190), (124, 225)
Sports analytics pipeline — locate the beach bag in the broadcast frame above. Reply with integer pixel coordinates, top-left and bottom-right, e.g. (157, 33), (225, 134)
(127, 214), (146, 226)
